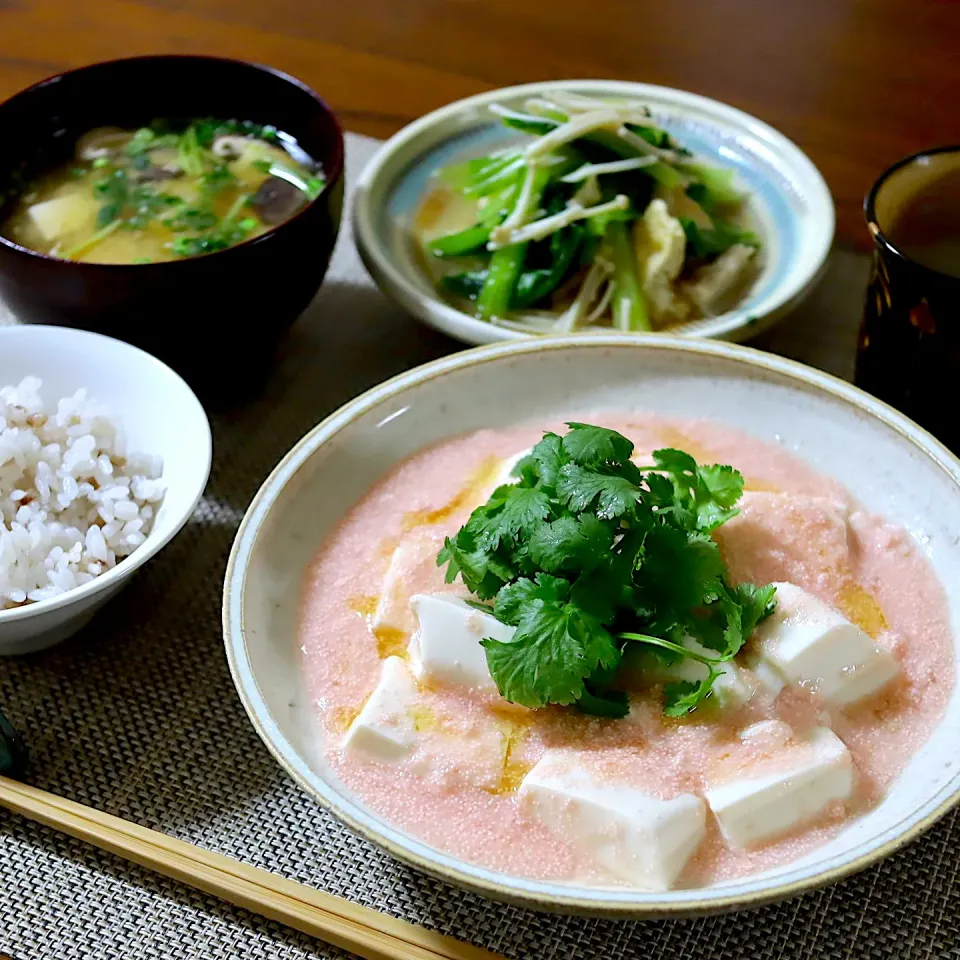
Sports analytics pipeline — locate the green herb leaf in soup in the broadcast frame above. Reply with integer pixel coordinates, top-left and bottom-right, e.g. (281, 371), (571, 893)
(414, 91), (763, 335)
(0, 118), (327, 263)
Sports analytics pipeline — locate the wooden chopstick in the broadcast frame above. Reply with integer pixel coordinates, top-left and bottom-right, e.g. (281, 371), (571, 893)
(0, 777), (504, 960)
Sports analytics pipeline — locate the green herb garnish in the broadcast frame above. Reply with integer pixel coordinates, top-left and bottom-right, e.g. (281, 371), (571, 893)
(93, 168), (130, 226)
(65, 118), (315, 260)
(170, 193), (256, 258)
(437, 423), (776, 718)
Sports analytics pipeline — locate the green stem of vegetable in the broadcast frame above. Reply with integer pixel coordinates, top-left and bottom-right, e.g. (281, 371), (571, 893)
(463, 158), (526, 199)
(492, 106), (561, 136)
(62, 219), (123, 260)
(428, 223), (491, 257)
(606, 220), (651, 331)
(527, 103), (569, 123)
(474, 164), (554, 319)
(617, 633), (733, 665)
(222, 192), (250, 225)
(476, 243), (529, 320)
(438, 150), (521, 192)
(677, 163), (742, 207)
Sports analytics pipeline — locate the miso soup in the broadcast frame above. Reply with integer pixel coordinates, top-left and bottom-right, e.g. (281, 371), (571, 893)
(0, 119), (325, 264)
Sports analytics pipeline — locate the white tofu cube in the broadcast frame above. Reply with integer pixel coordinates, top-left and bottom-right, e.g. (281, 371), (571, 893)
(342, 657), (419, 761)
(520, 753), (706, 890)
(747, 657), (786, 699)
(408, 594), (511, 690)
(753, 582), (899, 706)
(705, 727), (854, 848)
(28, 193), (98, 241)
(737, 719), (792, 749)
(372, 541), (417, 634)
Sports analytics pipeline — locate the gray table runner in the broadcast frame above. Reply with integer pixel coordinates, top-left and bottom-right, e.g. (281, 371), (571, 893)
(4, 134), (954, 960)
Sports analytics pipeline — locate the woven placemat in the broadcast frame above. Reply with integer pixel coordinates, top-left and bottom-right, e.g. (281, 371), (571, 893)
(4, 133), (955, 960)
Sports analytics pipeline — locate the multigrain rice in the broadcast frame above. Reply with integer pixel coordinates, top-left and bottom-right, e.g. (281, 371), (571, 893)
(0, 377), (165, 609)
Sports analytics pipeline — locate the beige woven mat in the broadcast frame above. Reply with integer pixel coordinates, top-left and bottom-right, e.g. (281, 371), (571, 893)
(4, 134), (955, 960)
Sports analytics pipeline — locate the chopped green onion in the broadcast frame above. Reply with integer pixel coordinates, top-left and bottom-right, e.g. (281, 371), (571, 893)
(476, 243), (528, 320)
(607, 220), (650, 331)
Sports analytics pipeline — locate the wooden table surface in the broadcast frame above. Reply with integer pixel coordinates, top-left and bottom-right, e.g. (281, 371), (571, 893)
(0, 0), (957, 249)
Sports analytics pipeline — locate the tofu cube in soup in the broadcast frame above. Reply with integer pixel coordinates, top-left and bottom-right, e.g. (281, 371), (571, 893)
(28, 193), (98, 242)
(520, 752), (707, 890)
(408, 593), (507, 691)
(715, 492), (854, 588)
(753, 582), (900, 706)
(343, 657), (419, 761)
(705, 727), (854, 848)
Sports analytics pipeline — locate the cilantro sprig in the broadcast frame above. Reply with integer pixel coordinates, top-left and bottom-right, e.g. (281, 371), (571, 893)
(437, 423), (776, 718)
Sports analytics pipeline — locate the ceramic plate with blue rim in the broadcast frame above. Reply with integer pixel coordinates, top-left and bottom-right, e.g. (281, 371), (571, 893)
(353, 79), (835, 345)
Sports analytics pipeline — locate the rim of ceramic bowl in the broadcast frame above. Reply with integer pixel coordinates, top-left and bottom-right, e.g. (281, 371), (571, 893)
(0, 54), (345, 269)
(864, 143), (960, 282)
(223, 334), (960, 917)
(353, 79), (835, 347)
(0, 325), (212, 625)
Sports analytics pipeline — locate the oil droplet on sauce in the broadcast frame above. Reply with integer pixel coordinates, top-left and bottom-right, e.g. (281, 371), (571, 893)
(349, 595), (408, 659)
(837, 582), (888, 638)
(743, 477), (781, 493)
(331, 705), (361, 733)
(374, 625), (408, 659)
(654, 427), (717, 464)
(348, 595), (378, 618)
(409, 704), (444, 733)
(488, 719), (533, 796)
(401, 456), (500, 531)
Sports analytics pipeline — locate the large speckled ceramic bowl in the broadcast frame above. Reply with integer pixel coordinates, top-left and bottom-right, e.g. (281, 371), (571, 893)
(223, 335), (960, 917)
(353, 80), (834, 346)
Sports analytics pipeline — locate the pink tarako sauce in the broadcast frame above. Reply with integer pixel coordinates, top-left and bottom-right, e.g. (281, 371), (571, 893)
(298, 415), (953, 887)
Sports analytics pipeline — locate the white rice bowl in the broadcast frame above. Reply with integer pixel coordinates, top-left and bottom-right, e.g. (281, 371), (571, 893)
(0, 377), (165, 609)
